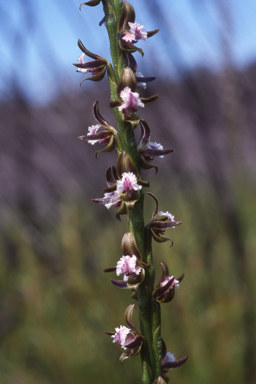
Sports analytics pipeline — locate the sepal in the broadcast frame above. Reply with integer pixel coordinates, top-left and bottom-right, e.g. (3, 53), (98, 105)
(79, 0), (101, 10)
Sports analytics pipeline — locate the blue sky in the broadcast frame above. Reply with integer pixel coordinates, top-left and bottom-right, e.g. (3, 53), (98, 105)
(1, 0), (256, 105)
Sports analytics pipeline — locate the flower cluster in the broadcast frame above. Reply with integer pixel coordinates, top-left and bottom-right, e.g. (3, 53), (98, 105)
(105, 304), (143, 362)
(75, 0), (188, 383)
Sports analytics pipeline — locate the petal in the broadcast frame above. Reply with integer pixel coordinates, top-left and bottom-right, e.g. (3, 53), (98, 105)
(151, 220), (182, 229)
(142, 148), (174, 157)
(78, 130), (111, 142)
(111, 279), (129, 289)
(91, 194), (121, 208)
(74, 59), (106, 69)
(136, 76), (156, 84)
(162, 355), (189, 371)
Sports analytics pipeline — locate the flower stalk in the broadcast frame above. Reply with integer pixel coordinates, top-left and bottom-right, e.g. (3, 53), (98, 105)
(74, 1), (188, 383)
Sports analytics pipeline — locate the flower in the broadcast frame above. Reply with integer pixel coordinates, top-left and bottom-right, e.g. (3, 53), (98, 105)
(104, 232), (148, 292)
(122, 22), (148, 46)
(86, 124), (101, 145)
(147, 142), (164, 158)
(137, 120), (174, 172)
(116, 172), (142, 195)
(118, 86), (144, 115)
(146, 193), (182, 243)
(118, 16), (159, 56)
(105, 304), (143, 362)
(153, 262), (184, 303)
(73, 39), (108, 83)
(129, 22), (148, 40)
(160, 276), (180, 291)
(158, 211), (176, 225)
(112, 325), (131, 349)
(78, 101), (117, 158)
(92, 165), (147, 219)
(109, 68), (158, 122)
(125, 54), (156, 89)
(116, 255), (141, 278)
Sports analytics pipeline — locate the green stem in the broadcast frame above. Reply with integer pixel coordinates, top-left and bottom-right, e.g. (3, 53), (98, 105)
(103, 1), (162, 382)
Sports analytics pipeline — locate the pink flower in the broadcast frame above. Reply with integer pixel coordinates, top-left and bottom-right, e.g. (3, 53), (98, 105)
(158, 211), (176, 224)
(73, 40), (108, 83)
(128, 22), (148, 41)
(116, 172), (142, 195)
(116, 255), (141, 277)
(160, 276), (180, 291)
(92, 170), (145, 217)
(118, 87), (144, 115)
(112, 325), (131, 349)
(122, 31), (136, 44)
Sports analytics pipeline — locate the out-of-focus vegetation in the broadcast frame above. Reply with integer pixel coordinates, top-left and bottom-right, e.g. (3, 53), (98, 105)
(1, 1), (256, 383)
(1, 61), (256, 382)
(0, 177), (255, 384)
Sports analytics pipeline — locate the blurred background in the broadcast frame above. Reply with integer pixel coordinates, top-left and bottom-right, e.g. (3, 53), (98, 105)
(1, 0), (256, 383)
